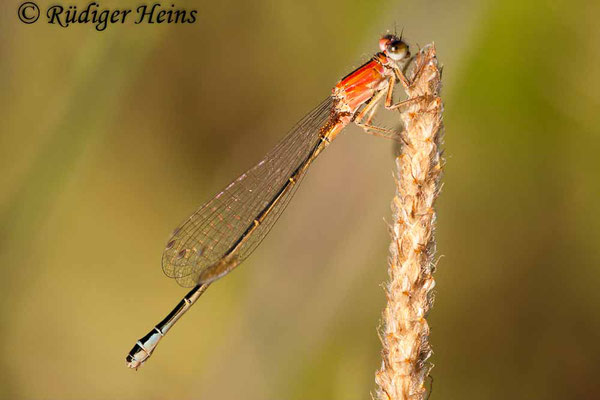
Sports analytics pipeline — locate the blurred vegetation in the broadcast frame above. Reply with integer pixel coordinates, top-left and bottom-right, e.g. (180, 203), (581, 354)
(1, 0), (599, 398)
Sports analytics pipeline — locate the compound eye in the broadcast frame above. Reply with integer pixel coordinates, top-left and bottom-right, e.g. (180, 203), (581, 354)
(385, 39), (410, 61)
(379, 34), (396, 51)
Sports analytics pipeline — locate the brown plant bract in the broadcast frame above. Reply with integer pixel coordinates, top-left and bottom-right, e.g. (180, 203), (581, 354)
(375, 45), (443, 400)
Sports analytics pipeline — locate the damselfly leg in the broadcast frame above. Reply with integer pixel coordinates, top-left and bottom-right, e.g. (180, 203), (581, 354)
(354, 65), (425, 142)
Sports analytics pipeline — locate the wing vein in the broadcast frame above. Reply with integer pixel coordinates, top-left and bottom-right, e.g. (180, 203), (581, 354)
(161, 97), (335, 287)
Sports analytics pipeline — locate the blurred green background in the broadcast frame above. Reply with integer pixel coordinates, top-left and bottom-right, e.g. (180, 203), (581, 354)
(2, 0), (599, 398)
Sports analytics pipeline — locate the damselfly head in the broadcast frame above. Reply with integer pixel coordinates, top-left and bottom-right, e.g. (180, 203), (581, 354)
(379, 34), (410, 62)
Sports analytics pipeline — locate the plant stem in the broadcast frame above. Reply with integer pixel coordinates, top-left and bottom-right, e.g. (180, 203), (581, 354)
(375, 45), (444, 400)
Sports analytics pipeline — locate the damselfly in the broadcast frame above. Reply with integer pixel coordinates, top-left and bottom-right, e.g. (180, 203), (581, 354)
(126, 33), (421, 369)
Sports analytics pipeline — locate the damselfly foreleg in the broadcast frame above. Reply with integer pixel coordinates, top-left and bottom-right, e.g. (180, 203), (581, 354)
(355, 75), (424, 142)
(384, 72), (430, 111)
